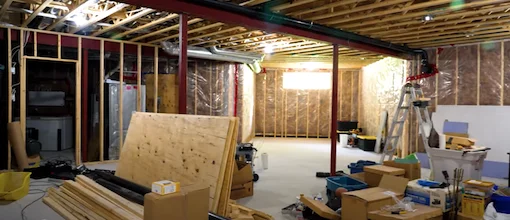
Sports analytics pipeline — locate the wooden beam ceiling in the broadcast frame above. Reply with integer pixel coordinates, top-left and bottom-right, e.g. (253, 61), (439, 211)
(46, 0), (95, 31)
(21, 0), (52, 27)
(91, 8), (154, 36)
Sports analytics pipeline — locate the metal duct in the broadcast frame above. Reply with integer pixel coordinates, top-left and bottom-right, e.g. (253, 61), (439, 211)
(161, 41), (261, 64)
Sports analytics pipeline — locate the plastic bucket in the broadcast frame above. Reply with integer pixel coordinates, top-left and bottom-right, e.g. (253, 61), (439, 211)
(339, 134), (348, 147)
(0, 172), (31, 201)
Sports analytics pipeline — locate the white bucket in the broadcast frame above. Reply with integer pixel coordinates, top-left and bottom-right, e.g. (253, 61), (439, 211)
(339, 134), (349, 147)
(261, 153), (269, 170)
(428, 148), (488, 183)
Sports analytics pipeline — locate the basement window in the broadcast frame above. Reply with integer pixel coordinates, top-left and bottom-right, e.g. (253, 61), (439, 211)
(282, 72), (331, 90)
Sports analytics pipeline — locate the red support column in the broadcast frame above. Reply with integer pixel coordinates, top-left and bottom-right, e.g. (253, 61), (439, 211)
(81, 49), (88, 162)
(178, 14), (188, 114)
(330, 44), (339, 176)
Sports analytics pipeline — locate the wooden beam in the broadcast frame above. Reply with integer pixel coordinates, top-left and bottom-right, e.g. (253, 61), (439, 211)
(20, 31), (25, 143)
(21, 0), (53, 27)
(206, 33), (274, 47)
(274, 45), (333, 55)
(130, 18), (202, 42)
(76, 37), (82, 164)
(339, 0), (501, 29)
(390, 28), (510, 44)
(188, 26), (244, 42)
(410, 31), (510, 47)
(268, 43), (330, 54)
(99, 40), (104, 161)
(112, 13), (178, 39)
(119, 42), (124, 150)
(91, 8), (155, 37)
(46, 0), (95, 30)
(153, 46), (158, 112)
(137, 44), (142, 112)
(271, 0), (316, 11)
(308, 0), (410, 22)
(192, 30), (261, 46)
(0, 0), (14, 20)
(250, 40), (315, 52)
(7, 28), (12, 170)
(71, 3), (128, 34)
(222, 36), (291, 49)
(149, 22), (225, 44)
(287, 0), (364, 16)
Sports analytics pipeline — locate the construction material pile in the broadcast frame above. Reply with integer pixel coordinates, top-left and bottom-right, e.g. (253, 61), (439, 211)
(43, 175), (144, 220)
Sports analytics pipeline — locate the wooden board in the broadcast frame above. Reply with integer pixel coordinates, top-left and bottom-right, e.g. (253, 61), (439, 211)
(75, 175), (143, 218)
(115, 112), (238, 212)
(50, 188), (105, 220)
(60, 186), (120, 220)
(43, 197), (80, 220)
(217, 118), (239, 215)
(145, 74), (178, 113)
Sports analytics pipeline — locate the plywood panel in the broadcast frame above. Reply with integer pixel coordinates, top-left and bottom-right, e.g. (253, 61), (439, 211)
(116, 112), (236, 212)
(457, 45), (477, 105)
(145, 74), (178, 113)
(480, 42), (502, 105)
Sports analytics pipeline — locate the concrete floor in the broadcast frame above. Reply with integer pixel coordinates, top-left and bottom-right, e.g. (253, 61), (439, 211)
(1, 137), (507, 220)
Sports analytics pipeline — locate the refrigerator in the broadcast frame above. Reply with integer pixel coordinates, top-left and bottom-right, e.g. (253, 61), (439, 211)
(104, 80), (146, 160)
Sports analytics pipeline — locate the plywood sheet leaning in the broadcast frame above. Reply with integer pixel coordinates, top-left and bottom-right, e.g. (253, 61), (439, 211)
(115, 112), (238, 213)
(217, 118), (239, 215)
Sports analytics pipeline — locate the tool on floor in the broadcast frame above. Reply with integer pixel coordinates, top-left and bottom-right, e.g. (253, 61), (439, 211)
(236, 143), (260, 182)
(379, 83), (433, 164)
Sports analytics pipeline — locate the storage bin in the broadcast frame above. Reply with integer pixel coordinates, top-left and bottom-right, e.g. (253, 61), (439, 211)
(348, 160), (377, 174)
(326, 175), (368, 192)
(428, 148), (488, 183)
(492, 193), (510, 214)
(357, 135), (377, 151)
(0, 172), (31, 201)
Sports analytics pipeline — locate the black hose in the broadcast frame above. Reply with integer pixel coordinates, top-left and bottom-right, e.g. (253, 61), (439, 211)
(93, 171), (151, 195)
(96, 178), (145, 205)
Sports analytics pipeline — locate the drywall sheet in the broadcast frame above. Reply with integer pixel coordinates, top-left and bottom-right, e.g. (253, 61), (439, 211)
(457, 45), (477, 105)
(116, 112), (236, 211)
(432, 105), (509, 162)
(479, 42), (502, 105)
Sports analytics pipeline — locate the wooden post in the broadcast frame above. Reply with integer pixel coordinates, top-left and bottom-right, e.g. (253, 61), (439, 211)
(501, 42), (505, 106)
(295, 90), (298, 137)
(153, 47), (158, 112)
(477, 43), (480, 105)
(263, 74), (266, 137)
(76, 37), (82, 164)
(194, 62), (198, 114)
(20, 30), (26, 142)
(330, 44), (339, 176)
(306, 91), (310, 138)
(317, 90), (320, 138)
(178, 14), (188, 114)
(119, 42), (124, 150)
(7, 28), (12, 170)
(57, 34), (61, 59)
(137, 45), (142, 111)
(455, 47), (459, 105)
(33, 32), (37, 56)
(274, 70), (277, 137)
(435, 48), (439, 107)
(99, 40), (105, 161)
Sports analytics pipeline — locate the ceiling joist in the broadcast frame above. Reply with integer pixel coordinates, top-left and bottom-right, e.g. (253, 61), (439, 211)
(91, 8), (155, 37)
(21, 0), (52, 27)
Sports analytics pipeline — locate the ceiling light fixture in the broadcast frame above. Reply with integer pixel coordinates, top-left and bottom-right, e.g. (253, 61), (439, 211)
(264, 44), (274, 54)
(72, 13), (88, 26)
(423, 15), (434, 22)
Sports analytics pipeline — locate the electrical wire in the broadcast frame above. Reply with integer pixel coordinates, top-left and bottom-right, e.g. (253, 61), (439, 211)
(20, 188), (50, 220)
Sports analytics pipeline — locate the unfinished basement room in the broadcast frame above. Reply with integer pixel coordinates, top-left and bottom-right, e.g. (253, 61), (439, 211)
(1, 0), (510, 219)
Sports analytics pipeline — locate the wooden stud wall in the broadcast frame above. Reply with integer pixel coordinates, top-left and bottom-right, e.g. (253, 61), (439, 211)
(255, 68), (361, 138)
(3, 26), (158, 167)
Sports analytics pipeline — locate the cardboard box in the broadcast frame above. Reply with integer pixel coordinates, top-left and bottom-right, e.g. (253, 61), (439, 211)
(231, 181), (253, 200)
(444, 135), (475, 146)
(364, 165), (405, 187)
(368, 204), (442, 220)
(350, 172), (365, 182)
(144, 184), (209, 220)
(341, 175), (409, 220)
(232, 161), (253, 186)
(383, 160), (421, 180)
(405, 179), (453, 212)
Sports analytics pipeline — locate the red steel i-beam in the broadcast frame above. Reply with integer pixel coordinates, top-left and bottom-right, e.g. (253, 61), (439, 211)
(117, 0), (402, 57)
(330, 44), (339, 176)
(178, 14), (188, 114)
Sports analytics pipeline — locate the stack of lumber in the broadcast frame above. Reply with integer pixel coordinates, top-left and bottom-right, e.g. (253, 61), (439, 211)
(115, 112), (239, 216)
(227, 200), (274, 220)
(43, 175), (143, 220)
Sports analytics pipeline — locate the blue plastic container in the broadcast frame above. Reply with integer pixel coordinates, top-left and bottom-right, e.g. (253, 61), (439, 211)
(492, 193), (510, 214)
(326, 175), (368, 193)
(348, 160), (377, 174)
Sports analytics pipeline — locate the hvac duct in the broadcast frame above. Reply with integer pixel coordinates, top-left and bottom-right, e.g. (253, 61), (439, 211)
(161, 41), (263, 64)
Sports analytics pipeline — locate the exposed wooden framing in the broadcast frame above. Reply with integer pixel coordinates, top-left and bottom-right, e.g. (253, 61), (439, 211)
(119, 42), (124, 150)
(33, 32), (37, 56)
(99, 40), (105, 161)
(71, 3), (128, 34)
(21, 0), (52, 27)
(266, 43), (329, 54)
(274, 70), (277, 137)
(153, 47), (158, 112)
(20, 30), (25, 142)
(136, 45), (141, 111)
(501, 42), (505, 106)
(207, 33), (274, 47)
(209, 62), (212, 115)
(76, 37), (82, 164)
(7, 28), (12, 170)
(0, 0), (14, 19)
(112, 13), (179, 39)
(284, 89), (287, 137)
(223, 36), (290, 49)
(477, 43), (480, 105)
(194, 62), (198, 114)
(388, 28), (510, 44)
(295, 90), (298, 137)
(263, 74), (266, 137)
(91, 8), (155, 37)
(130, 18), (202, 42)
(341, 0), (502, 29)
(247, 39), (304, 52)
(46, 0), (95, 31)
(288, 0), (362, 16)
(271, 0), (316, 11)
(149, 22), (225, 44)
(317, 89), (320, 138)
(275, 45), (332, 55)
(339, 71), (342, 121)
(411, 32), (510, 48)
(309, 0), (410, 22)
(360, 5), (510, 35)
(188, 27), (245, 43)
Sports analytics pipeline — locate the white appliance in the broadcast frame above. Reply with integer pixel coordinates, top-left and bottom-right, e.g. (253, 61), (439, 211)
(26, 116), (73, 151)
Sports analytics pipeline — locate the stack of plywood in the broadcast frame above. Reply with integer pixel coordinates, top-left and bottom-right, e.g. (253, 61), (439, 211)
(115, 112), (239, 216)
(43, 175), (143, 220)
